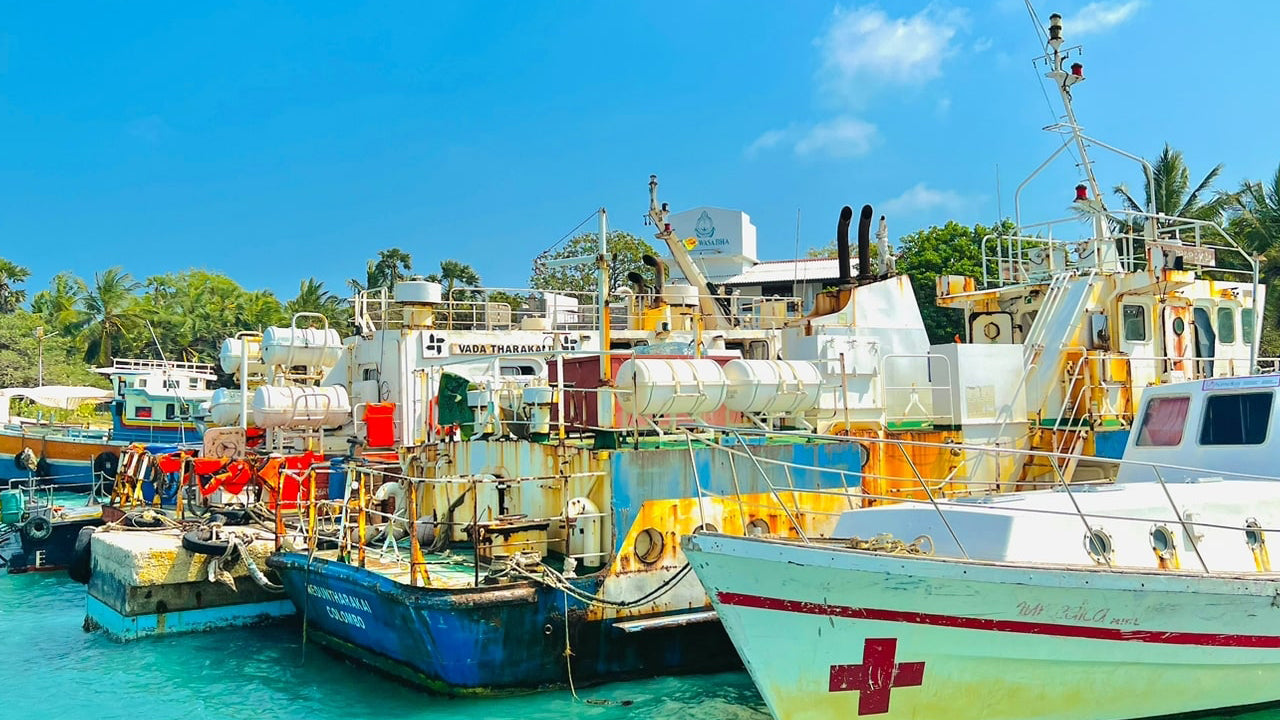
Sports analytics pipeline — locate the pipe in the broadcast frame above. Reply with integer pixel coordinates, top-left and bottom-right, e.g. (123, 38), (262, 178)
(857, 204), (874, 283)
(836, 206), (853, 286)
(642, 254), (668, 292)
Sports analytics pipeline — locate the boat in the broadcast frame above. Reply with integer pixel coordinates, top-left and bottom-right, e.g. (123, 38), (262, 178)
(0, 482), (102, 573)
(0, 359), (217, 490)
(681, 12), (1280, 719)
(683, 374), (1280, 720)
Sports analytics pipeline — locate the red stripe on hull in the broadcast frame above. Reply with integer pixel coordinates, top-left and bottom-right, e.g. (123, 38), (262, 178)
(716, 591), (1280, 648)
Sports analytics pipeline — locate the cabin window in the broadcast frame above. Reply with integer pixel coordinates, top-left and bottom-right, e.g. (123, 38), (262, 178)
(164, 379), (179, 389)
(166, 404), (177, 420)
(1122, 304), (1147, 342)
(1200, 392), (1273, 446)
(134, 406), (152, 419)
(188, 377), (200, 389)
(1218, 307), (1237, 344)
(499, 359), (540, 377)
(137, 378), (147, 389)
(1135, 396), (1190, 446)
(1243, 308), (1257, 344)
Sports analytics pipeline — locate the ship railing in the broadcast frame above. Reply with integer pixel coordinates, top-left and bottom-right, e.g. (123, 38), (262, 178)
(608, 292), (804, 331)
(105, 357), (218, 375)
(981, 209), (1259, 290)
(697, 426), (1280, 574)
(288, 463), (612, 587)
(352, 285), (603, 333)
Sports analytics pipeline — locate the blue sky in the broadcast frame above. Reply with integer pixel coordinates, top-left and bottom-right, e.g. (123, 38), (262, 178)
(3, 1), (1278, 302)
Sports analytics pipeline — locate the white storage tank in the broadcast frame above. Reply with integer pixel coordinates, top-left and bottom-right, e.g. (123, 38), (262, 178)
(252, 385), (352, 429)
(218, 336), (264, 376)
(208, 388), (252, 427)
(723, 359), (823, 414)
(614, 359), (728, 416)
(260, 326), (343, 370)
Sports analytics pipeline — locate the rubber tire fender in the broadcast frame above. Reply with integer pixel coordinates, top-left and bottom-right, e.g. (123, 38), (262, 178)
(68, 526), (96, 584)
(182, 528), (233, 556)
(22, 515), (52, 542)
(34, 455), (52, 480)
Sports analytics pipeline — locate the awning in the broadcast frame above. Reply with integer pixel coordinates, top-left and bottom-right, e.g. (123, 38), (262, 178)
(0, 385), (113, 409)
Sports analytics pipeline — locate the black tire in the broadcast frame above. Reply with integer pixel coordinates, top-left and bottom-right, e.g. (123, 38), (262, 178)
(93, 452), (119, 495)
(22, 515), (52, 542)
(182, 528), (233, 556)
(68, 527), (96, 584)
(14, 447), (36, 472)
(208, 508), (252, 526)
(34, 455), (52, 480)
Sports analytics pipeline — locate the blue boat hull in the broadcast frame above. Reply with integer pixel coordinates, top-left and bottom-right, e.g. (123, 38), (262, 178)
(269, 553), (738, 694)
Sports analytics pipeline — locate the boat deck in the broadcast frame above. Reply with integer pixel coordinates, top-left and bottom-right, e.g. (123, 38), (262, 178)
(311, 546), (488, 589)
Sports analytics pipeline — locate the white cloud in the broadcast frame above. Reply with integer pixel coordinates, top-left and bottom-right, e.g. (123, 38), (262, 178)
(1069, 1), (1143, 35)
(793, 117), (879, 158)
(972, 37), (994, 53)
(817, 4), (967, 104)
(880, 182), (968, 216)
(745, 129), (787, 157)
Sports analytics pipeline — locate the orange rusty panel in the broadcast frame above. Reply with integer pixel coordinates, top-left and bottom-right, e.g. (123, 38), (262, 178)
(837, 428), (964, 504)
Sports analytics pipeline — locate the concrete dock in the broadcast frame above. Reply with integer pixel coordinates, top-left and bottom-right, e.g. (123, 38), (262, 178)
(85, 527), (295, 640)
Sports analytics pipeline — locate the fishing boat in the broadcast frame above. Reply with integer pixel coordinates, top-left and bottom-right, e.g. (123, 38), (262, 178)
(0, 359), (217, 490)
(0, 482), (102, 573)
(684, 374), (1280, 720)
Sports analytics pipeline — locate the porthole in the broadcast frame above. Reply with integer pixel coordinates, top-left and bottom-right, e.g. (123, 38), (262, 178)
(634, 527), (664, 564)
(1149, 525), (1176, 558)
(1245, 518), (1266, 550)
(746, 518), (771, 536)
(1084, 528), (1113, 565)
(1172, 317), (1186, 335)
(694, 523), (719, 534)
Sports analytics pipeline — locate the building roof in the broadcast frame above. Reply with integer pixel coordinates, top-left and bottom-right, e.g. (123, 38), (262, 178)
(716, 257), (858, 286)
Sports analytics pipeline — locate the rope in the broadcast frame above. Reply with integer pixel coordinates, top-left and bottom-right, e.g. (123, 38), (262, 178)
(846, 533), (934, 556)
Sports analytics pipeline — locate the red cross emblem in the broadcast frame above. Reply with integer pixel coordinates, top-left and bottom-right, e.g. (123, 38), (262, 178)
(829, 638), (925, 716)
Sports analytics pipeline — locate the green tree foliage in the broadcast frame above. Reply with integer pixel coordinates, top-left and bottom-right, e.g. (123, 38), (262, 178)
(285, 278), (351, 329)
(1113, 144), (1228, 227)
(349, 247), (413, 294)
(895, 220), (1008, 344)
(0, 310), (105, 388)
(0, 258), (31, 314)
(530, 231), (657, 297)
(30, 272), (85, 329)
(138, 270), (288, 363)
(67, 267), (146, 366)
(426, 259), (482, 301)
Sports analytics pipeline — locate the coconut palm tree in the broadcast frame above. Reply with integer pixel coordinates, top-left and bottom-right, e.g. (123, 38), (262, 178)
(0, 258), (32, 313)
(426, 259), (482, 301)
(69, 268), (144, 366)
(1229, 163), (1280, 258)
(285, 278), (349, 329)
(29, 272), (85, 330)
(1113, 144), (1228, 229)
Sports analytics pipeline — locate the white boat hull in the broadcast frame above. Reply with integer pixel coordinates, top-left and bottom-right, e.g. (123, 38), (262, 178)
(684, 532), (1280, 720)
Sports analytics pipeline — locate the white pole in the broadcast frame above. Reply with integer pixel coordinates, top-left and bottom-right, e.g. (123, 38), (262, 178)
(598, 207), (609, 382)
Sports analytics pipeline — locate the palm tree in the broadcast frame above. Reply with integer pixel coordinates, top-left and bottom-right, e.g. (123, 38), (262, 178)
(1229, 163), (1280, 258)
(285, 278), (349, 329)
(374, 248), (413, 288)
(426, 259), (482, 301)
(0, 258), (32, 313)
(30, 272), (85, 331)
(1113, 144), (1228, 229)
(70, 268), (145, 365)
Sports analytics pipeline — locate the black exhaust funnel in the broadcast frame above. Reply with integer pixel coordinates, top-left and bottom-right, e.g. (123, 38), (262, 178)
(857, 204), (874, 283)
(836, 206), (853, 286)
(642, 254), (667, 290)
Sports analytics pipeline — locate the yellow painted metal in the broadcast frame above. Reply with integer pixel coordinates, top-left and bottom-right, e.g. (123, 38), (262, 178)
(827, 425), (964, 504)
(357, 469), (368, 569)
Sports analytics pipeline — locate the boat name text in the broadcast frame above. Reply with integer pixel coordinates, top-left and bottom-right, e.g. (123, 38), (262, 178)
(1016, 600), (1140, 627)
(307, 583), (372, 613)
(452, 343), (554, 355)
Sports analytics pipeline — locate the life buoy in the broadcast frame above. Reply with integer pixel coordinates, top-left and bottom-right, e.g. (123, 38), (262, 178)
(22, 515), (52, 542)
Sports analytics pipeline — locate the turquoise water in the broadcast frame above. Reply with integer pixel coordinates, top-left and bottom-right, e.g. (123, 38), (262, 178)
(0, 571), (769, 720)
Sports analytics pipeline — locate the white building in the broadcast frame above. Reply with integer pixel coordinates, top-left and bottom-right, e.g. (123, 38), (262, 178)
(665, 206), (858, 310)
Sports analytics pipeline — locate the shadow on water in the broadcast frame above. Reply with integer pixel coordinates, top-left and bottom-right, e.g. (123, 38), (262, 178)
(0, 572), (769, 720)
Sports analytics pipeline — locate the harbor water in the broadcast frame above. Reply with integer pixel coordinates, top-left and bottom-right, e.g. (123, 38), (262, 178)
(0, 569), (769, 720)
